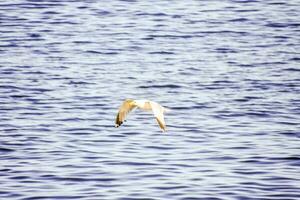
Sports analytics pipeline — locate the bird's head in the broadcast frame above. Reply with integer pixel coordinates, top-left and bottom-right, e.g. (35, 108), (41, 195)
(129, 99), (137, 106)
(132, 100), (141, 107)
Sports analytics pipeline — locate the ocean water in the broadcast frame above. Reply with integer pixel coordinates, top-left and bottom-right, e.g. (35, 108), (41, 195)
(0, 0), (300, 199)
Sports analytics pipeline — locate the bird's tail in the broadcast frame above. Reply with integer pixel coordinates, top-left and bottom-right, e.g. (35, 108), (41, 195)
(163, 107), (171, 113)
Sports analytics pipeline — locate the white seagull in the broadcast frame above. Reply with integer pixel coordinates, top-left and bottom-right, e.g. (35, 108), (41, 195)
(115, 99), (168, 132)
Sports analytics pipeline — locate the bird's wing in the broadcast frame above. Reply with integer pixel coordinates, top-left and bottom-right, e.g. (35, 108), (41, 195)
(115, 99), (137, 127)
(149, 101), (166, 132)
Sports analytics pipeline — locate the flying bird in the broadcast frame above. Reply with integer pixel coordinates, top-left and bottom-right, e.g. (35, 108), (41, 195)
(115, 99), (168, 132)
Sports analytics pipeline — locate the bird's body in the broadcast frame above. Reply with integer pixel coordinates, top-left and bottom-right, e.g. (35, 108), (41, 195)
(115, 99), (168, 132)
(134, 100), (152, 111)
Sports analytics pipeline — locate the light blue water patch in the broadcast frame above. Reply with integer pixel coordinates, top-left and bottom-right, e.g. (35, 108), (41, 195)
(0, 0), (300, 199)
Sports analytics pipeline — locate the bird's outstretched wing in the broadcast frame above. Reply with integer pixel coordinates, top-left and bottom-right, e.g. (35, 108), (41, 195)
(149, 101), (166, 132)
(115, 99), (137, 127)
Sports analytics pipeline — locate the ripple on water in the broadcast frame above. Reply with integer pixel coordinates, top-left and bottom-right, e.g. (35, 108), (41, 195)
(0, 0), (299, 199)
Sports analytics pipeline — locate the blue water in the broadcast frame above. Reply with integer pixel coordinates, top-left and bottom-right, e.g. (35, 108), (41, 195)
(1, 0), (300, 199)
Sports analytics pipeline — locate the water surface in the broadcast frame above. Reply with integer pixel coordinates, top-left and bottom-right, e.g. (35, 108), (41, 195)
(1, 0), (300, 199)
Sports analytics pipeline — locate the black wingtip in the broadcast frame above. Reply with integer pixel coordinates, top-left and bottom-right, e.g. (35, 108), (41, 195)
(115, 121), (123, 128)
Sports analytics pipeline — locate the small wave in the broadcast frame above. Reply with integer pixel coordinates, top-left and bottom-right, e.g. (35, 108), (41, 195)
(85, 50), (119, 55)
(289, 57), (300, 61)
(278, 131), (300, 137)
(149, 51), (175, 55)
(147, 34), (194, 39)
(215, 47), (237, 53)
(21, 195), (85, 200)
(135, 12), (168, 17)
(144, 145), (178, 150)
(151, 185), (189, 190)
(138, 84), (181, 89)
(228, 18), (249, 22)
(265, 23), (300, 28)
(27, 33), (41, 38)
(0, 147), (15, 152)
(97, 10), (112, 15)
